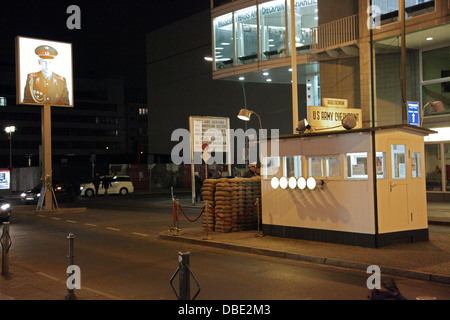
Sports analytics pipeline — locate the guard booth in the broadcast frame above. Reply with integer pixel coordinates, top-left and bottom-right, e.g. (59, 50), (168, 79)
(260, 125), (434, 248)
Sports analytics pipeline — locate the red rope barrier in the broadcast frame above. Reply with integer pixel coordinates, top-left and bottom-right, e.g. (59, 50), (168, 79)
(208, 203), (257, 224)
(177, 204), (205, 222)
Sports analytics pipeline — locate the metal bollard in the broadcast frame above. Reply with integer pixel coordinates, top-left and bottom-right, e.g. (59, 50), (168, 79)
(254, 198), (263, 237)
(170, 252), (201, 300)
(179, 252), (191, 300)
(1, 222), (12, 278)
(170, 197), (181, 236)
(65, 233), (77, 300)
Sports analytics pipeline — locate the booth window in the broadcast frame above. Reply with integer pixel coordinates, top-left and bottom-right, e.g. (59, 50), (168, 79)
(346, 152), (368, 179)
(411, 152), (422, 178)
(235, 6), (258, 66)
(376, 152), (386, 179)
(391, 145), (407, 179)
(308, 157), (324, 177)
(325, 156), (340, 178)
(284, 155), (302, 178)
(263, 156), (281, 179)
(259, 0), (287, 61)
(214, 13), (234, 70)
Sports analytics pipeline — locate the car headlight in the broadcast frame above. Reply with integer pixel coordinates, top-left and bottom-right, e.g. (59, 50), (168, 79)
(21, 193), (26, 197)
(1, 203), (11, 211)
(80, 186), (84, 191)
(37, 193), (41, 197)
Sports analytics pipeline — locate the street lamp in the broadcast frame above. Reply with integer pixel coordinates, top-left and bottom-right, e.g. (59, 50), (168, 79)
(4, 126), (16, 195)
(237, 109), (263, 132)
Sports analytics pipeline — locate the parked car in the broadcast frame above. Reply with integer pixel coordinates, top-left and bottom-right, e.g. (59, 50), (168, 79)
(80, 175), (134, 197)
(20, 181), (80, 204)
(0, 199), (12, 223)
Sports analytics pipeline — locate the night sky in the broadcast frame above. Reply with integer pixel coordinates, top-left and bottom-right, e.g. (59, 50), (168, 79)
(0, 0), (210, 96)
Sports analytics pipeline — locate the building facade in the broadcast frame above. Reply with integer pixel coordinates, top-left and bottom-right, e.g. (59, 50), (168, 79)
(210, 0), (449, 200)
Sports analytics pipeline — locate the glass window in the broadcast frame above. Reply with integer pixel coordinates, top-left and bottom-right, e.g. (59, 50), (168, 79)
(287, 0), (318, 55)
(425, 144), (442, 191)
(346, 152), (368, 179)
(405, 0), (434, 19)
(283, 155), (302, 178)
(411, 152), (422, 178)
(376, 152), (386, 179)
(0, 97), (6, 106)
(391, 145), (406, 179)
(308, 157), (324, 177)
(235, 6), (258, 66)
(213, 13), (234, 70)
(325, 156), (340, 177)
(259, 0), (287, 61)
(373, 0), (399, 25)
(262, 156), (281, 179)
(422, 46), (450, 81)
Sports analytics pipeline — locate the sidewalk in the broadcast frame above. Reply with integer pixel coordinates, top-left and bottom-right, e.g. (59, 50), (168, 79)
(158, 198), (450, 285)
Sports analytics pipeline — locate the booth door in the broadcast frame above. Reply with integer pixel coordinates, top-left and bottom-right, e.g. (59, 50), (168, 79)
(387, 141), (409, 227)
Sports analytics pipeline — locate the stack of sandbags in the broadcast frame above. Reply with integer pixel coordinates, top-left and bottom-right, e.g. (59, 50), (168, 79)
(200, 179), (217, 231)
(228, 178), (240, 232)
(214, 178), (234, 233)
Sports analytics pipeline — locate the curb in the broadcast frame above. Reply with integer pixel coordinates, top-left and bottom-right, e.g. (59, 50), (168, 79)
(158, 233), (450, 285)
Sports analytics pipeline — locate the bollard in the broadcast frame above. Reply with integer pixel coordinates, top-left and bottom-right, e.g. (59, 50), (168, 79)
(170, 197), (181, 236)
(179, 252), (191, 300)
(1, 222), (12, 278)
(65, 233), (77, 300)
(254, 198), (263, 237)
(170, 251), (201, 300)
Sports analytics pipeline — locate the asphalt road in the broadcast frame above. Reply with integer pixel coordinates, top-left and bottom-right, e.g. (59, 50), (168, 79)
(5, 193), (450, 301)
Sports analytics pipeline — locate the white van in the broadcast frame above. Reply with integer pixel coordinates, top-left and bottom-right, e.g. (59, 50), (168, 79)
(80, 175), (134, 197)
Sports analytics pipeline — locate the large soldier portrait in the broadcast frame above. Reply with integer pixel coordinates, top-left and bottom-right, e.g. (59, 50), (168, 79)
(16, 37), (73, 107)
(23, 45), (69, 105)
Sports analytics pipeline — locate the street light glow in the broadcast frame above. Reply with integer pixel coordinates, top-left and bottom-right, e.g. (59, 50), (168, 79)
(4, 126), (16, 134)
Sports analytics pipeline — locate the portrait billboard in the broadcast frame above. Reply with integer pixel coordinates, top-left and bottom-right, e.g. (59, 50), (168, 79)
(16, 36), (73, 107)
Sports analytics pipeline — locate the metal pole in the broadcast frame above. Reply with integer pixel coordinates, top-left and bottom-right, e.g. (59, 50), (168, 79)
(65, 233), (76, 300)
(254, 198), (263, 237)
(8, 133), (12, 196)
(1, 222), (11, 278)
(178, 252), (190, 300)
(290, 0), (299, 134)
(400, 0), (407, 124)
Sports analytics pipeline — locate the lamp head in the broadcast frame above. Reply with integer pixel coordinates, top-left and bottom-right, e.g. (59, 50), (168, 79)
(296, 119), (310, 132)
(428, 101), (445, 113)
(237, 109), (253, 121)
(4, 126), (16, 134)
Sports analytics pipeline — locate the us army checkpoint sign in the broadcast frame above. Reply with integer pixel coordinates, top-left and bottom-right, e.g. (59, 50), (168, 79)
(16, 36), (74, 107)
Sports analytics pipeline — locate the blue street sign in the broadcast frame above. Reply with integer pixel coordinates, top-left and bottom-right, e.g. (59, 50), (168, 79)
(407, 101), (420, 126)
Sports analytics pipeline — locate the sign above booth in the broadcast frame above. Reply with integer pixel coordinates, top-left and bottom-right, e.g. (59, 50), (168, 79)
(322, 98), (348, 108)
(307, 106), (362, 131)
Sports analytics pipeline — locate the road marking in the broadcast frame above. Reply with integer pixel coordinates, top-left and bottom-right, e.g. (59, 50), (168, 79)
(84, 223), (97, 227)
(37, 215), (46, 218)
(51, 217), (61, 221)
(132, 232), (149, 237)
(106, 227), (121, 232)
(66, 220), (77, 223)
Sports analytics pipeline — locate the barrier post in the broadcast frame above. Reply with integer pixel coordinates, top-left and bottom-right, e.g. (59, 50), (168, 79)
(170, 197), (180, 236)
(65, 233), (76, 300)
(1, 222), (11, 278)
(201, 201), (212, 240)
(254, 198), (263, 237)
(179, 252), (191, 300)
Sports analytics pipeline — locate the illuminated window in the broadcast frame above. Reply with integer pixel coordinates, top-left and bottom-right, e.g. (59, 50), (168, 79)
(391, 145), (406, 179)
(262, 156), (281, 179)
(0, 97), (6, 106)
(235, 6), (258, 66)
(308, 157), (324, 177)
(283, 155), (302, 178)
(214, 13), (234, 70)
(259, 0), (287, 61)
(376, 152), (386, 179)
(325, 156), (340, 177)
(411, 152), (422, 178)
(346, 152), (368, 179)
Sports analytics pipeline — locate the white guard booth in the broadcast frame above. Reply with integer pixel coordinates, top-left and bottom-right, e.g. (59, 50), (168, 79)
(260, 125), (434, 248)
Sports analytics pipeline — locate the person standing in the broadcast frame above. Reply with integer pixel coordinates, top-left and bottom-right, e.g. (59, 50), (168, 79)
(194, 172), (203, 203)
(102, 175), (112, 196)
(93, 173), (100, 197)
